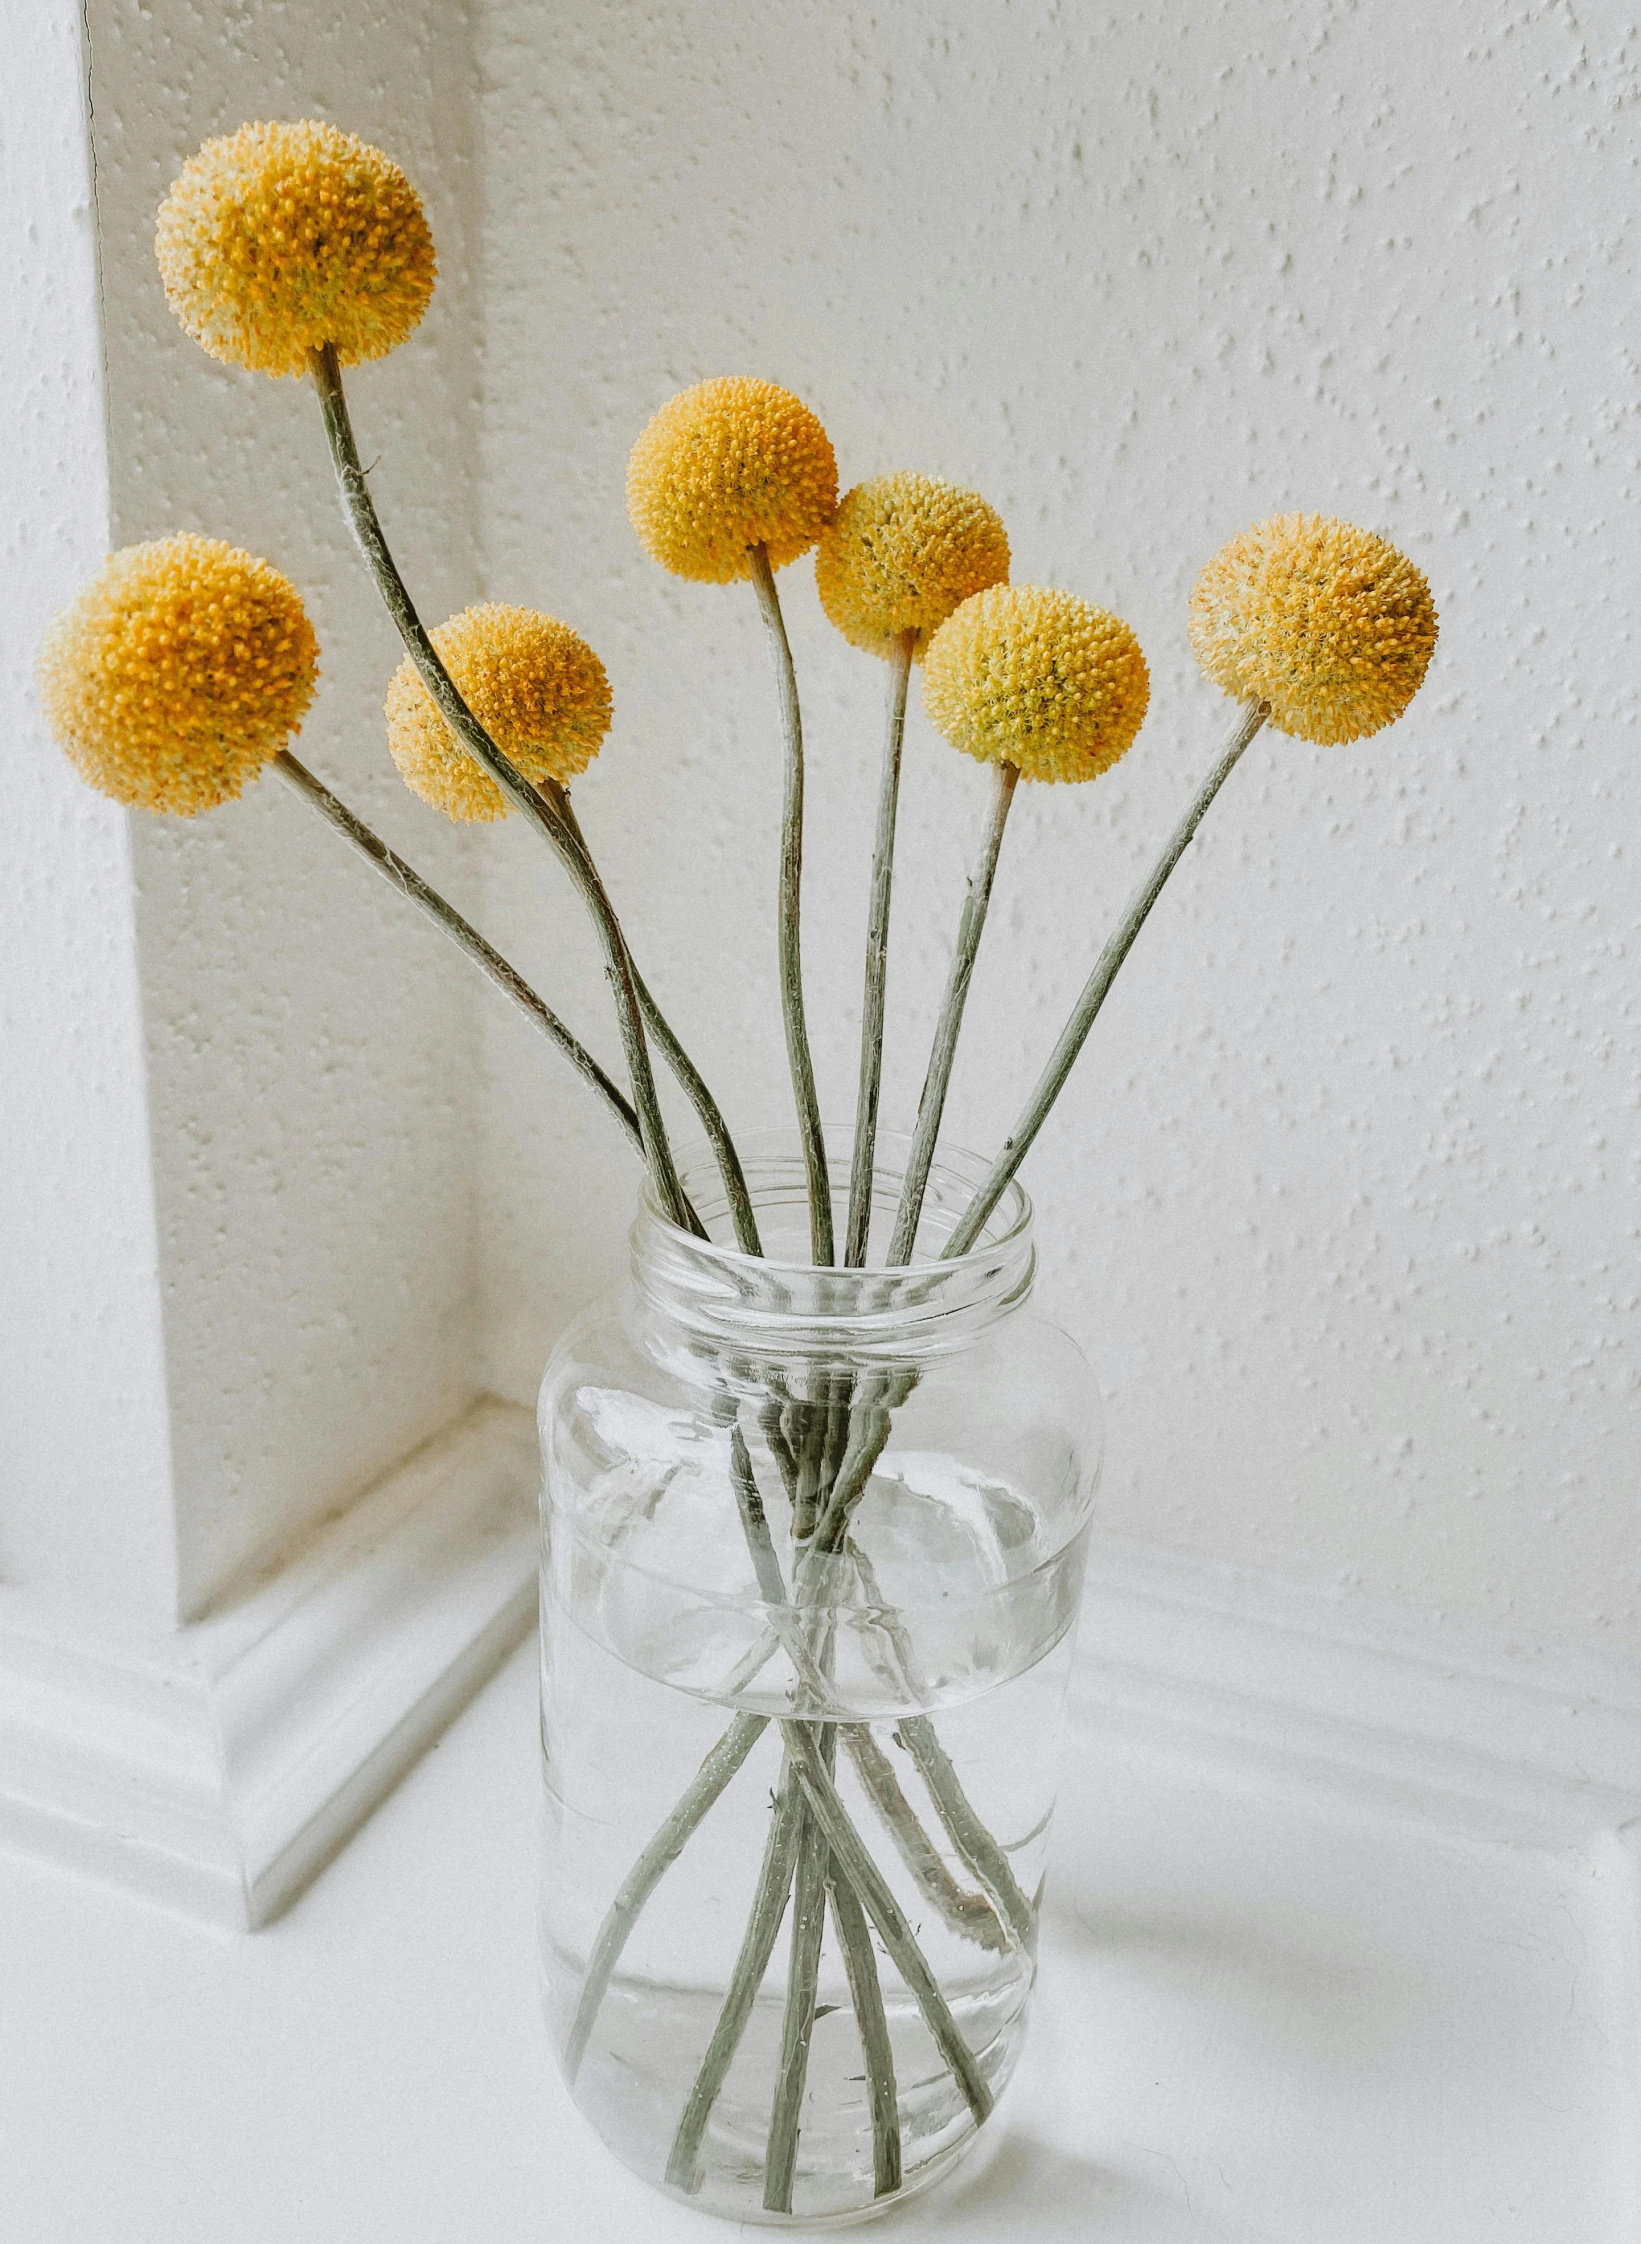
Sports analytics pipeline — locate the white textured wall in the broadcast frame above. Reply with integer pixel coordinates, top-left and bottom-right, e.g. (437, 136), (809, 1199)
(0, 1), (176, 1619)
(83, 2), (489, 1616)
(476, 0), (1640, 1652)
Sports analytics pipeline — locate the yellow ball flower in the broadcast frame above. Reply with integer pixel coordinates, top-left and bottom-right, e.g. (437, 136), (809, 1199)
(626, 377), (838, 583)
(815, 473), (1010, 660)
(36, 534), (318, 816)
(155, 120), (436, 378)
(1189, 513), (1438, 744)
(921, 585), (1149, 783)
(385, 604), (612, 823)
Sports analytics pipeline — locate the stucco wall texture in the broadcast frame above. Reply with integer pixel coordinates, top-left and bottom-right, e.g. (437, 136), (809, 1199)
(475, 1), (1639, 1649)
(81, 1), (489, 1616)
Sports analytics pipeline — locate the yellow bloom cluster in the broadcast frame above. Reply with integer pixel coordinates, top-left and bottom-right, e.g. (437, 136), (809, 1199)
(155, 120), (436, 378)
(1189, 514), (1438, 744)
(921, 585), (1149, 783)
(36, 534), (317, 815)
(815, 473), (1010, 661)
(626, 378), (837, 583)
(385, 604), (612, 823)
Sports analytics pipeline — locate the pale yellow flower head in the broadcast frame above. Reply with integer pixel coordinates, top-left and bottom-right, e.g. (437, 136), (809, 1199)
(155, 120), (436, 378)
(815, 473), (1010, 661)
(1189, 514), (1438, 744)
(921, 585), (1149, 783)
(385, 604), (612, 823)
(626, 377), (838, 583)
(36, 534), (318, 815)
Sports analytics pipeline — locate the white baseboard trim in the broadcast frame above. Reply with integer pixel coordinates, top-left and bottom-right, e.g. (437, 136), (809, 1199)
(0, 1395), (538, 1928)
(1074, 1535), (1641, 1853)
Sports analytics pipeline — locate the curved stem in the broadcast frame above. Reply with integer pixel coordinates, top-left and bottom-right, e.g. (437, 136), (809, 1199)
(272, 752), (642, 1152)
(554, 793), (763, 1256)
(308, 342), (689, 1230)
(888, 759), (1018, 1265)
(945, 699), (1268, 1260)
(845, 631), (915, 1267)
(748, 543), (833, 1265)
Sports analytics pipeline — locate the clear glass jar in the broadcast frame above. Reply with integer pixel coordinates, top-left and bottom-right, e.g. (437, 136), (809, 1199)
(537, 1131), (1101, 2227)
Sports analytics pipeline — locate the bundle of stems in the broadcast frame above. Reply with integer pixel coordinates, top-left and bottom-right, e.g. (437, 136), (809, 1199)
(296, 347), (1280, 2210)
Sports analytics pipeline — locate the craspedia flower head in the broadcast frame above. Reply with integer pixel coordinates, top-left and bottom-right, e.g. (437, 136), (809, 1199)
(385, 604), (612, 823)
(626, 377), (837, 583)
(815, 473), (1011, 661)
(1189, 513), (1438, 745)
(36, 533), (318, 815)
(155, 120), (436, 378)
(921, 585), (1149, 784)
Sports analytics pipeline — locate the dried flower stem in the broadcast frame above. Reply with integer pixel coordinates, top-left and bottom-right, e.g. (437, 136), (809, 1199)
(845, 630), (916, 1266)
(564, 1709), (769, 2083)
(554, 793), (762, 1256)
(666, 1763), (804, 2193)
(309, 342), (690, 1230)
(841, 1724), (1008, 1953)
(781, 1718), (993, 2127)
(825, 1855), (901, 2197)
(272, 751), (641, 1150)
(748, 543), (833, 1265)
(945, 698), (1269, 1260)
(765, 1743), (832, 2212)
(888, 759), (1019, 1265)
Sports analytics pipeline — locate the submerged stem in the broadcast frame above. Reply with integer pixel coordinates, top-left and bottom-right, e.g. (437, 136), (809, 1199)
(888, 759), (1019, 1264)
(945, 699), (1268, 1259)
(845, 631), (916, 1267)
(272, 752), (641, 1151)
(565, 1711), (769, 2083)
(748, 543), (833, 1265)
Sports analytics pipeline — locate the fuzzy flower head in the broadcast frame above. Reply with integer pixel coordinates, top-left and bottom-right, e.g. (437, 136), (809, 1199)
(385, 604), (611, 823)
(36, 534), (317, 815)
(155, 120), (436, 378)
(626, 377), (838, 583)
(1189, 514), (1438, 744)
(815, 473), (1011, 661)
(921, 585), (1149, 784)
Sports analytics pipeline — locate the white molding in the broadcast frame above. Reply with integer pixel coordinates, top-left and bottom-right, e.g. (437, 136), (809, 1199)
(0, 1397), (538, 1927)
(1074, 1535), (1641, 1853)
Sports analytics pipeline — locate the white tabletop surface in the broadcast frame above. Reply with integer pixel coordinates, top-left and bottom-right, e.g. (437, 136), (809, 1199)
(1, 1636), (1626, 2242)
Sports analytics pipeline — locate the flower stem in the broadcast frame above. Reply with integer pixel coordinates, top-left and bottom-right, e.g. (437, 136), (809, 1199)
(897, 1715), (1036, 1951)
(845, 631), (915, 1267)
(888, 758), (1019, 1265)
(271, 752), (641, 1152)
(666, 1763), (804, 2194)
(308, 342), (690, 1230)
(554, 793), (763, 1257)
(764, 1754), (832, 2212)
(748, 543), (833, 1266)
(825, 1853), (902, 2196)
(841, 1724), (1008, 1953)
(564, 1710), (769, 2083)
(944, 698), (1268, 1260)
(781, 1718), (994, 2128)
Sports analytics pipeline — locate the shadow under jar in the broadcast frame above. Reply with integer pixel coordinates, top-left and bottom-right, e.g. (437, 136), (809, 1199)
(538, 1130), (1101, 2227)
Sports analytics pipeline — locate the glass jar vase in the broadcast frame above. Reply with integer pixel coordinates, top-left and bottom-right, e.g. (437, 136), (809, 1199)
(537, 1131), (1101, 2226)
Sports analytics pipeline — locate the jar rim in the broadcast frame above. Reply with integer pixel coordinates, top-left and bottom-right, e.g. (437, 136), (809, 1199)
(637, 1125), (1033, 1281)
(631, 1129), (1036, 1361)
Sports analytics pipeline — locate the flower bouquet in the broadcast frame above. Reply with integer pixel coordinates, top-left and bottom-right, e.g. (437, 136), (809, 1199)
(36, 122), (1438, 2226)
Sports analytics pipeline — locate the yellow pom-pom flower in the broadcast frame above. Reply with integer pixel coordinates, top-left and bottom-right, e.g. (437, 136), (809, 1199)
(815, 473), (1010, 660)
(155, 120), (436, 378)
(385, 604), (612, 823)
(626, 377), (837, 583)
(1189, 513), (1438, 744)
(921, 585), (1149, 784)
(36, 533), (318, 816)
